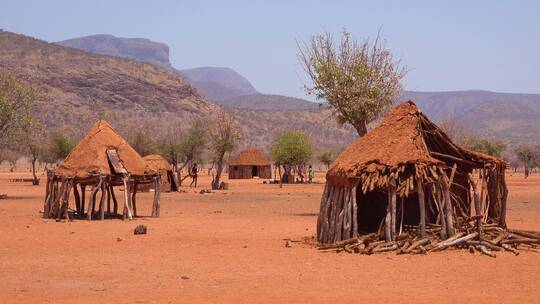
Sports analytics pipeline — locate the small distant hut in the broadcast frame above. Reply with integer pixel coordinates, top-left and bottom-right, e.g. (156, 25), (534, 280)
(143, 154), (177, 192)
(317, 101), (508, 247)
(229, 149), (272, 179)
(43, 120), (162, 221)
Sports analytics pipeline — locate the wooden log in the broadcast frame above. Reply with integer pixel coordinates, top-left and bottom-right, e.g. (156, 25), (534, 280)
(501, 244), (519, 255)
(469, 177), (483, 240)
(87, 178), (102, 221)
(320, 185), (335, 244)
(329, 186), (343, 243)
(99, 180), (106, 220)
(499, 167), (508, 228)
(441, 177), (455, 237)
(402, 238), (431, 254)
(62, 179), (73, 220)
(43, 173), (53, 218)
(52, 179), (66, 219)
(316, 183), (329, 242)
(417, 176), (426, 239)
(132, 181), (138, 217)
(501, 238), (540, 245)
(73, 182), (81, 215)
(351, 183), (358, 238)
(385, 191), (392, 242)
(431, 232), (474, 251)
(336, 186), (346, 243)
(371, 243), (400, 253)
(80, 184), (86, 218)
(110, 185), (118, 215)
(508, 229), (540, 239)
(123, 175), (133, 220)
(390, 179), (397, 241)
(341, 187), (353, 240)
(477, 245), (496, 258)
(435, 183), (448, 239)
(106, 184), (111, 214)
(151, 174), (162, 217)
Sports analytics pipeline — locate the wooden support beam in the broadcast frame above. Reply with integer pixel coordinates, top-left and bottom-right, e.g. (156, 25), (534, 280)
(122, 175), (133, 220)
(390, 179), (397, 241)
(73, 182), (81, 215)
(80, 185), (86, 219)
(430, 152), (477, 167)
(417, 176), (427, 239)
(109, 185), (118, 215)
(132, 181), (138, 217)
(99, 179), (106, 220)
(351, 183), (358, 238)
(385, 186), (393, 242)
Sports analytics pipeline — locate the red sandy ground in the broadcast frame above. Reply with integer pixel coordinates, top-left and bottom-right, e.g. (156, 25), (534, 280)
(0, 171), (538, 303)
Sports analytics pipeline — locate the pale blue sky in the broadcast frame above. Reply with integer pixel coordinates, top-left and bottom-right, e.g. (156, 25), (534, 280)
(1, 0), (539, 99)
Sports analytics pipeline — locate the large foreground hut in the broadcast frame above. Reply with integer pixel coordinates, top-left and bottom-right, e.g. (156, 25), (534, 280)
(317, 101), (516, 254)
(143, 154), (177, 192)
(229, 149), (272, 179)
(43, 120), (162, 221)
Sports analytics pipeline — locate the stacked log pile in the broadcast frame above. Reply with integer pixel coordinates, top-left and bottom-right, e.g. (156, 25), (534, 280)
(318, 224), (540, 257)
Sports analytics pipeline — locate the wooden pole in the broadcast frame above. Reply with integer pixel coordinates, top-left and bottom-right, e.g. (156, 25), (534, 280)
(106, 184), (111, 214)
(73, 182), (81, 215)
(80, 184), (86, 219)
(499, 166), (508, 228)
(43, 172), (52, 218)
(435, 183), (448, 239)
(470, 175), (483, 240)
(88, 177), (102, 221)
(316, 183), (329, 240)
(99, 179), (106, 220)
(351, 182), (358, 238)
(385, 185), (393, 242)
(132, 181), (138, 217)
(389, 179), (397, 241)
(110, 185), (118, 215)
(441, 176), (455, 237)
(122, 175), (132, 220)
(417, 176), (427, 239)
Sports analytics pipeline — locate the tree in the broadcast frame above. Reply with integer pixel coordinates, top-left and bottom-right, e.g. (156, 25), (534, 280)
(48, 133), (75, 163)
(157, 119), (207, 187)
(317, 150), (339, 170)
(270, 131), (313, 186)
(208, 111), (240, 190)
(461, 137), (507, 158)
(18, 121), (48, 185)
(514, 145), (540, 178)
(128, 128), (156, 157)
(0, 72), (36, 145)
(298, 29), (407, 136)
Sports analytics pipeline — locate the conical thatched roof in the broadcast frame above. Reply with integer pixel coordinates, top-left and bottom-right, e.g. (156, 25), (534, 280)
(327, 101), (502, 180)
(229, 149), (271, 166)
(55, 120), (153, 178)
(143, 154), (171, 171)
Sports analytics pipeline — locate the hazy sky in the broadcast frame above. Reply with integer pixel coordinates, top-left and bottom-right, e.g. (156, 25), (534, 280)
(1, 0), (539, 99)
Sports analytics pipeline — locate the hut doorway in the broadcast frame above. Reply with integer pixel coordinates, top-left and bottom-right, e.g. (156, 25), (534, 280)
(252, 166), (258, 177)
(356, 188), (387, 233)
(356, 188), (422, 234)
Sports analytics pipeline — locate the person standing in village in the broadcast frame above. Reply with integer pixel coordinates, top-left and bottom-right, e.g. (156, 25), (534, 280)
(308, 165), (314, 183)
(190, 163), (199, 188)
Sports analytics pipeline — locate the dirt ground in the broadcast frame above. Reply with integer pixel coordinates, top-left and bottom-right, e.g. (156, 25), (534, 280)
(0, 170), (538, 303)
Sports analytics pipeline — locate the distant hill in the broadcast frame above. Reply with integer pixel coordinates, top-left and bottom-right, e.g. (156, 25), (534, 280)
(403, 90), (540, 145)
(177, 67), (259, 101)
(57, 34), (172, 68)
(2, 30), (356, 152)
(218, 94), (321, 110)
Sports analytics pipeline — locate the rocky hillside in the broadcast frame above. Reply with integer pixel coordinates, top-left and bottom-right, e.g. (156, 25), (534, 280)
(0, 30), (217, 137)
(57, 34), (172, 68)
(1, 30), (356, 152)
(177, 67), (259, 101)
(219, 94), (320, 110)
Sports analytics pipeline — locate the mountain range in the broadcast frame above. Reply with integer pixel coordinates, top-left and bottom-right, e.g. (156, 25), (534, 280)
(1, 29), (357, 153)
(1, 30), (538, 159)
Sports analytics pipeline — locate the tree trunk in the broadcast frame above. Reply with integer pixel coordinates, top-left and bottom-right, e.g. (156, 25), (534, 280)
(354, 120), (368, 137)
(212, 153), (225, 190)
(31, 157), (38, 185)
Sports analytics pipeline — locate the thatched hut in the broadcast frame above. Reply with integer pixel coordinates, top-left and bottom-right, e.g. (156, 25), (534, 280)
(43, 120), (162, 221)
(229, 149), (272, 179)
(317, 101), (508, 246)
(142, 154), (177, 192)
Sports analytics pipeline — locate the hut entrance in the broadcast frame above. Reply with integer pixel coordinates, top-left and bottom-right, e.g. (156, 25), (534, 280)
(356, 187), (422, 234)
(252, 166), (258, 177)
